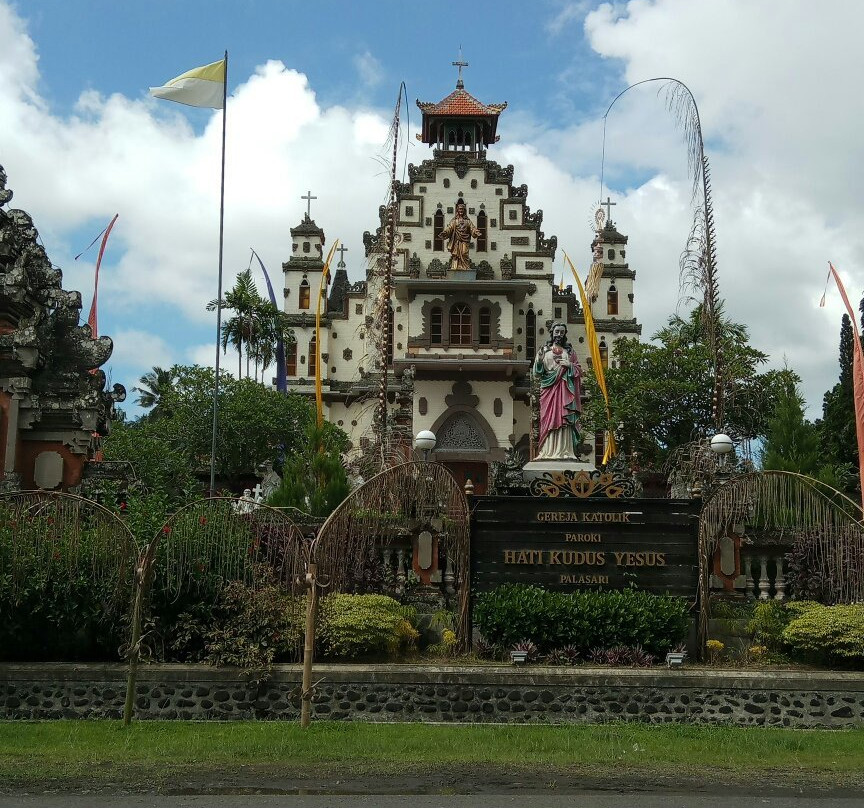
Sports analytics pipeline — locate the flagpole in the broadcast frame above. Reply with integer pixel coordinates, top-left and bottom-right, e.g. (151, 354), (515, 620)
(209, 50), (228, 496)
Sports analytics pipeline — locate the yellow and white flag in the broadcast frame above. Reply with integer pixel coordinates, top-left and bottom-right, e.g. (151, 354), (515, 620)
(150, 59), (226, 109)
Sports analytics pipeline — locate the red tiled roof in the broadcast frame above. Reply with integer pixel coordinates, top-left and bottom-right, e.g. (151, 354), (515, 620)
(417, 88), (507, 117)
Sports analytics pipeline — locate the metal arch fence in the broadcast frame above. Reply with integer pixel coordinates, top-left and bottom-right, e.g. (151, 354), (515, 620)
(698, 470), (864, 648)
(126, 497), (308, 724)
(0, 491), (308, 725)
(304, 460), (471, 727)
(0, 490), (137, 664)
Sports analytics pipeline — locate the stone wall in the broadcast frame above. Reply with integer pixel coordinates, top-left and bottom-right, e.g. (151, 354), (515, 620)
(1, 663), (863, 728)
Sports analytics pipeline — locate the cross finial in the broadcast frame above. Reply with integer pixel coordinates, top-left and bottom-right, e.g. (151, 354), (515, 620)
(337, 244), (348, 267)
(301, 190), (317, 218)
(601, 196), (617, 224)
(452, 45), (468, 89)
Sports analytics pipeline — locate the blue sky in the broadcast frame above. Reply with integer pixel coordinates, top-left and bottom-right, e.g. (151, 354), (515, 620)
(2, 0), (862, 421)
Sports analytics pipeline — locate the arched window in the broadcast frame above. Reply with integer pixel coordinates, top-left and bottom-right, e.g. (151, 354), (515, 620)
(607, 248), (615, 260)
(430, 306), (443, 345)
(386, 304), (394, 366)
(307, 336), (317, 378)
(286, 341), (297, 376)
(299, 280), (310, 310)
(433, 209), (445, 251)
(449, 303), (472, 345)
(476, 210), (488, 252)
(599, 338), (609, 369)
(479, 307), (492, 345)
(525, 310), (536, 356)
(607, 283), (619, 315)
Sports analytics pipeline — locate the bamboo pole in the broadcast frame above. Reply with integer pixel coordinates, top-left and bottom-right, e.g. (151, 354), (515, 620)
(123, 562), (146, 726)
(300, 562), (319, 728)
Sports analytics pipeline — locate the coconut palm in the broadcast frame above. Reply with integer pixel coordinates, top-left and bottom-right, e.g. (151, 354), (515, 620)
(207, 269), (262, 379)
(134, 365), (177, 418)
(249, 301), (295, 383)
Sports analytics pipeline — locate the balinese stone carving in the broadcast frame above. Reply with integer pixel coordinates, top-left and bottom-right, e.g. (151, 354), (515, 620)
(407, 253), (422, 278)
(426, 258), (446, 278)
(475, 260), (494, 280)
(407, 161), (436, 183)
(0, 164), (126, 492)
(437, 412), (488, 452)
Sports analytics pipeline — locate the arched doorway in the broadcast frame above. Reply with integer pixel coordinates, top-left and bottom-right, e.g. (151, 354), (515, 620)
(431, 409), (499, 495)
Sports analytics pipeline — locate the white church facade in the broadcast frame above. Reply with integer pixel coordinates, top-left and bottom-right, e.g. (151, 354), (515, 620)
(281, 76), (641, 493)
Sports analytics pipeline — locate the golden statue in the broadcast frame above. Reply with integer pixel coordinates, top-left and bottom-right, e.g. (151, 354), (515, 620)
(440, 198), (481, 271)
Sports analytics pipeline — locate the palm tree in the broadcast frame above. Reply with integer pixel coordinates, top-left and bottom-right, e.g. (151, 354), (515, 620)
(134, 365), (177, 418)
(248, 301), (295, 383)
(207, 269), (262, 378)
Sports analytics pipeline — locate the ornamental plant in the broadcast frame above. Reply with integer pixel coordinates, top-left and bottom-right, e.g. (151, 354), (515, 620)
(317, 593), (419, 659)
(782, 603), (864, 665)
(474, 584), (689, 655)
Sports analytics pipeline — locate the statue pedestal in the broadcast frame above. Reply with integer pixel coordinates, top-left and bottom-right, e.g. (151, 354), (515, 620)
(522, 458), (595, 484)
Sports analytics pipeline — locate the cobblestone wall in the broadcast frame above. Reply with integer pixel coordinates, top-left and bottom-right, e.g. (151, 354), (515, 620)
(2, 664), (863, 728)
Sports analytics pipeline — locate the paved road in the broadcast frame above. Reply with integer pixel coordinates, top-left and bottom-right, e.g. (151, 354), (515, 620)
(1, 795), (861, 807)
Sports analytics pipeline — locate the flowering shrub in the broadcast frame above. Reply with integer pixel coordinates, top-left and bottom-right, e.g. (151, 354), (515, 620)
(706, 638), (725, 664)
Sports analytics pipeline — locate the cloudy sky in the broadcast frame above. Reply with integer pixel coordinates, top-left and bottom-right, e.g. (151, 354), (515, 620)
(1, 0), (860, 420)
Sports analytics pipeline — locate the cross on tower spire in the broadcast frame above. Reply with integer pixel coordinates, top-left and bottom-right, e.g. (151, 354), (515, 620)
(301, 190), (317, 218)
(336, 244), (348, 267)
(601, 196), (617, 224)
(452, 46), (468, 89)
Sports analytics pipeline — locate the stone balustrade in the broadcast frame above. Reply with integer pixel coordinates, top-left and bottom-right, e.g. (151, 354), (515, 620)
(741, 550), (788, 601)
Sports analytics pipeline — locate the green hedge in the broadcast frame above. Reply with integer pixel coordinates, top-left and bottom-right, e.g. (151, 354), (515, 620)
(474, 584), (690, 655)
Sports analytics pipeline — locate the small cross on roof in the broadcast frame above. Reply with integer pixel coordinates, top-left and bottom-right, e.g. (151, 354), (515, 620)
(452, 45), (468, 89)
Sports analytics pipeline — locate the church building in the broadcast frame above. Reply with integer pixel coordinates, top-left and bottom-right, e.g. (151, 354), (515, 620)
(281, 72), (641, 492)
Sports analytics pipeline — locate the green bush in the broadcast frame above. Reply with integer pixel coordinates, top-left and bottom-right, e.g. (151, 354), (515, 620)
(0, 506), (132, 662)
(748, 601), (791, 651)
(782, 603), (864, 665)
(171, 572), (305, 669)
(473, 584), (690, 655)
(317, 593), (418, 659)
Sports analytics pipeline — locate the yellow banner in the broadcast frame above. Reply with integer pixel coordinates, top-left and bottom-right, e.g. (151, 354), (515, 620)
(564, 252), (617, 464)
(315, 240), (339, 427)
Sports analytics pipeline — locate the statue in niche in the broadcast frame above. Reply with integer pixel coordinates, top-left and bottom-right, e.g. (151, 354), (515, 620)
(440, 198), (480, 271)
(533, 322), (583, 460)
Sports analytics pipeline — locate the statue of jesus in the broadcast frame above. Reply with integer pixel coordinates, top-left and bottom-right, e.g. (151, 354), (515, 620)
(440, 198), (481, 271)
(533, 322), (583, 460)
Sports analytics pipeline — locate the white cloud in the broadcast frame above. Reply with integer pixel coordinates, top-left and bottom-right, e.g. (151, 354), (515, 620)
(2, 0), (861, 426)
(108, 329), (174, 375)
(353, 50), (383, 88)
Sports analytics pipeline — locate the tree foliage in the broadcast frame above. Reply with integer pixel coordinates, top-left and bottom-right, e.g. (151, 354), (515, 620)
(583, 306), (795, 467)
(133, 365), (177, 418)
(207, 269), (294, 382)
(761, 379), (842, 488)
(820, 313), (857, 496)
(267, 423), (350, 517)
(104, 365), (339, 496)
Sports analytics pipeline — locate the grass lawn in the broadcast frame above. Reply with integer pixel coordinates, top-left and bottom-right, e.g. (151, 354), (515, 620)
(1, 721), (863, 791)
